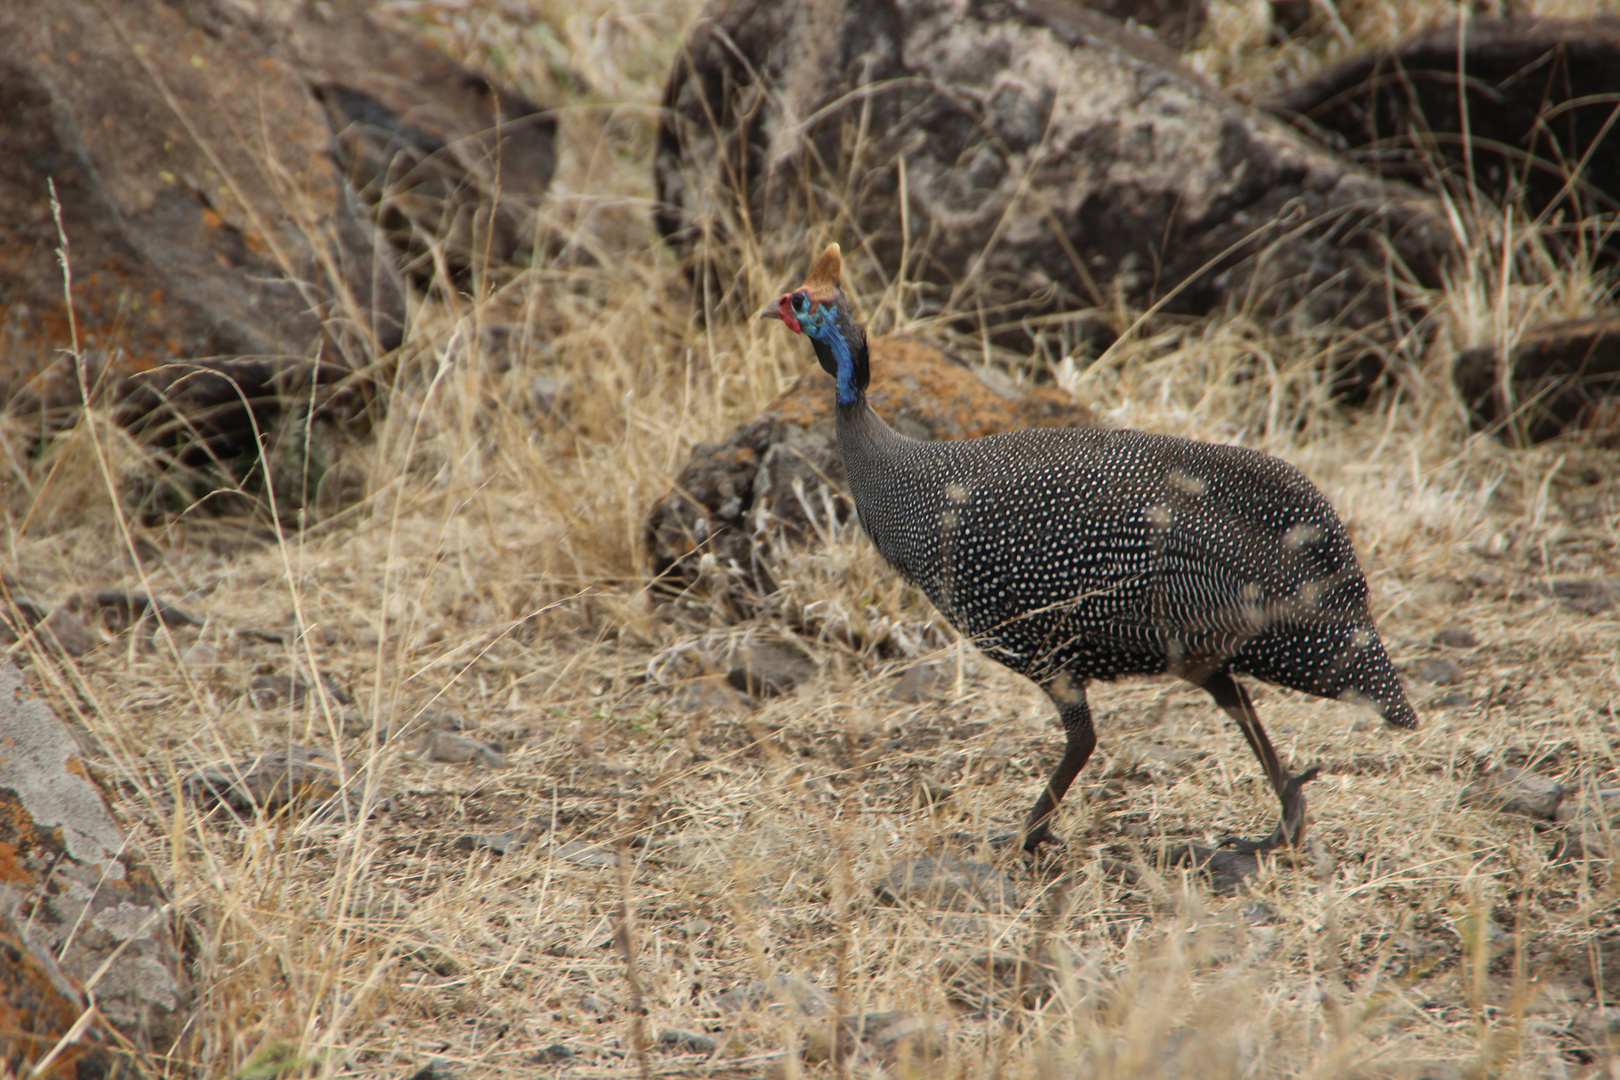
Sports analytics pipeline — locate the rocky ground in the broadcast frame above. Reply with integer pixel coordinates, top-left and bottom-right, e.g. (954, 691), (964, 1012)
(4, 0), (1620, 1078)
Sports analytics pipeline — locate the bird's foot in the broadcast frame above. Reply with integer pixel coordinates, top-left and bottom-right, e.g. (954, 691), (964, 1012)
(1218, 764), (1322, 854)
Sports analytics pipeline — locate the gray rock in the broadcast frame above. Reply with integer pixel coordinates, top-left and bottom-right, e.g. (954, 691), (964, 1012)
(658, 0), (1453, 380)
(1433, 626), (1479, 649)
(714, 973), (830, 1016)
(1167, 843), (1260, 896)
(890, 663), (946, 703)
(548, 841), (620, 868)
(656, 1029), (717, 1054)
(185, 745), (360, 818)
(249, 670), (354, 709)
(414, 730), (507, 768)
(724, 639), (815, 698)
(0, 659), (190, 1055)
(876, 857), (1019, 914)
(1557, 789), (1620, 826)
(40, 607), (100, 656)
(1549, 578), (1620, 616)
(1414, 657), (1463, 685)
(669, 673), (746, 715)
(803, 1010), (948, 1068)
(1461, 767), (1565, 821)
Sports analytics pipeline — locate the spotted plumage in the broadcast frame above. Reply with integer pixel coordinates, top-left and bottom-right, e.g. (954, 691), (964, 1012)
(764, 243), (1416, 853)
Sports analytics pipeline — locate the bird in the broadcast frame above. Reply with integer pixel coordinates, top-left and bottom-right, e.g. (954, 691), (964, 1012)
(761, 242), (1416, 854)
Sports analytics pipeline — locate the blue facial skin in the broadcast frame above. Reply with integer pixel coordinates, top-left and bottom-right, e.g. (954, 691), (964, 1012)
(791, 291), (860, 405)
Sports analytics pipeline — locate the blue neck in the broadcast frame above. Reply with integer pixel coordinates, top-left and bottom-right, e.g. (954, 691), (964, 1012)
(812, 325), (865, 405)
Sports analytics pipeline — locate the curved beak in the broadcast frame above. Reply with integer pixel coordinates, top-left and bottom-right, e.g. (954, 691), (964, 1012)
(758, 302), (783, 321)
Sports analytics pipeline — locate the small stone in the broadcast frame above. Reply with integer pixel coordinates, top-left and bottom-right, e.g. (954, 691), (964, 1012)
(670, 673), (745, 715)
(88, 590), (201, 633)
(1431, 692), (1471, 708)
(876, 857), (1019, 913)
(404, 1058), (453, 1080)
(890, 663), (945, 703)
(415, 730), (507, 768)
(184, 746), (357, 818)
(714, 974), (829, 1016)
(1414, 657), (1463, 685)
(527, 1045), (575, 1064)
(656, 1029), (717, 1054)
(455, 829), (529, 855)
(1461, 767), (1564, 821)
(41, 607), (98, 656)
(725, 639), (815, 697)
(1241, 900), (1280, 925)
(1166, 844), (1259, 896)
(1550, 579), (1620, 615)
(1556, 789), (1620, 826)
(579, 993), (614, 1016)
(1433, 626), (1479, 648)
(549, 840), (619, 867)
(248, 670), (353, 709)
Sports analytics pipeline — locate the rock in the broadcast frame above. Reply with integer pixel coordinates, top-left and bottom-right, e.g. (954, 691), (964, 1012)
(1167, 843), (1260, 895)
(404, 1059), (454, 1080)
(645, 334), (1095, 602)
(0, 0), (403, 416)
(1433, 626), (1478, 649)
(1557, 789), (1620, 826)
(38, 607), (99, 657)
(939, 947), (1055, 1011)
(876, 856), (1019, 913)
(0, 587), (48, 646)
(657, 0), (1453, 371)
(890, 663), (946, 703)
(803, 1010), (948, 1069)
(1544, 578), (1620, 616)
(1451, 319), (1620, 444)
(184, 745), (357, 818)
(271, 0), (557, 279)
(1413, 657), (1463, 686)
(714, 973), (830, 1016)
(414, 730), (508, 768)
(724, 638), (816, 697)
(527, 1045), (576, 1064)
(1430, 692), (1471, 709)
(1461, 767), (1564, 821)
(1269, 19), (1620, 262)
(0, 922), (120, 1078)
(0, 659), (190, 1058)
(248, 670), (354, 710)
(669, 673), (747, 715)
(85, 591), (202, 635)
(656, 1029), (717, 1054)
(547, 841), (620, 868)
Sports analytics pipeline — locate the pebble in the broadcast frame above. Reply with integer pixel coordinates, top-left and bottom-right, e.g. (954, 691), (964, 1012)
(1433, 625), (1479, 648)
(656, 1029), (716, 1054)
(41, 607), (99, 656)
(184, 745), (358, 818)
(875, 857), (1019, 913)
(1461, 767), (1564, 820)
(714, 973), (829, 1016)
(1166, 843), (1259, 896)
(724, 639), (815, 697)
(414, 730), (507, 768)
(1413, 657), (1463, 685)
(889, 663), (945, 703)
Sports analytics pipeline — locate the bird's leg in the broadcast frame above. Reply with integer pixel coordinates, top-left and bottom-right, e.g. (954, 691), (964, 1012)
(1201, 671), (1321, 854)
(997, 675), (1096, 852)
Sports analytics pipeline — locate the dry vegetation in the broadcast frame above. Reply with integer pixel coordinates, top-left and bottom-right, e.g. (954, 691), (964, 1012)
(5, 0), (1620, 1076)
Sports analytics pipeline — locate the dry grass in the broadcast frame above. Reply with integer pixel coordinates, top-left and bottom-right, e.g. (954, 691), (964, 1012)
(4, 0), (1620, 1077)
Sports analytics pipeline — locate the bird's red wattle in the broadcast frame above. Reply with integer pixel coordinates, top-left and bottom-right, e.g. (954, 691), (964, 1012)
(777, 295), (801, 334)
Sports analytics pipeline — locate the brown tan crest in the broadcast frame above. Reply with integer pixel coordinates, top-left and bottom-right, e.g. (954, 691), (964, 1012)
(798, 242), (843, 300)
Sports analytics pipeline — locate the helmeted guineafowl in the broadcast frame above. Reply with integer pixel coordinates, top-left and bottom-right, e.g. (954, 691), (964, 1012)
(763, 243), (1416, 853)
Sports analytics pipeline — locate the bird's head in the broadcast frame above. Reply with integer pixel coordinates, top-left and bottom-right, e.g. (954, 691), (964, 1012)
(760, 242), (868, 404)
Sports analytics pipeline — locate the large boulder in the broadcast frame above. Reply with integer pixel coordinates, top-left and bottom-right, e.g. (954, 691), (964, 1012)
(257, 0), (558, 280)
(1453, 318), (1620, 444)
(0, 0), (405, 416)
(656, 0), (1455, 372)
(1268, 18), (1620, 262)
(644, 334), (1096, 605)
(0, 659), (189, 1069)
